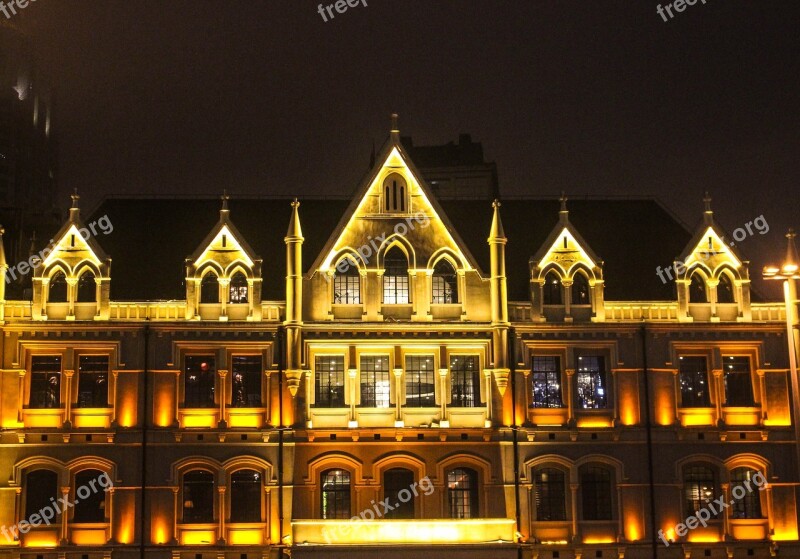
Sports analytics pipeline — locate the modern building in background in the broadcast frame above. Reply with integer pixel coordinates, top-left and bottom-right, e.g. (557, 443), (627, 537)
(0, 21), (60, 296)
(0, 120), (797, 559)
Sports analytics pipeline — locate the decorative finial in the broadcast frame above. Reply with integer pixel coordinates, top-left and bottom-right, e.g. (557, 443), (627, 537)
(788, 228), (796, 240)
(492, 199), (501, 209)
(71, 188), (80, 209)
(221, 189), (230, 211)
(703, 191), (712, 212)
(291, 198), (300, 209)
(391, 113), (399, 133)
(0, 225), (4, 236)
(560, 192), (568, 212)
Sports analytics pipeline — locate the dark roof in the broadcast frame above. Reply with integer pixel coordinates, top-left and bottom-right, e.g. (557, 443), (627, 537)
(400, 135), (489, 168)
(87, 197), (690, 302)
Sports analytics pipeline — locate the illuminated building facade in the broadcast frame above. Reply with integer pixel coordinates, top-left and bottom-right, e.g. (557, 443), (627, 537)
(0, 120), (797, 559)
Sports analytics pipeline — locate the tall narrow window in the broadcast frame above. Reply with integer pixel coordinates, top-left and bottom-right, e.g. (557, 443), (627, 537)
(77, 271), (96, 302)
(531, 356), (563, 408)
(383, 246), (409, 304)
(450, 355), (480, 408)
(49, 271), (68, 303)
(576, 355), (607, 409)
(543, 271), (563, 305)
(384, 468), (415, 519)
(447, 468), (478, 519)
(689, 272), (708, 303)
(29, 356), (62, 409)
(315, 356), (345, 408)
(360, 355), (390, 408)
(321, 469), (351, 519)
(679, 356), (711, 407)
(571, 273), (590, 305)
(232, 355), (262, 407)
(717, 273), (735, 303)
(405, 355), (435, 407)
(230, 470), (262, 523)
(25, 470), (58, 519)
(383, 174), (407, 213)
(730, 468), (763, 519)
(432, 260), (458, 304)
(229, 272), (248, 303)
(684, 465), (717, 517)
(333, 257), (361, 304)
(580, 465), (613, 521)
(184, 356), (216, 408)
(200, 273), (219, 304)
(723, 356), (754, 407)
(73, 469), (106, 523)
(534, 467), (567, 521)
(77, 355), (109, 408)
(183, 470), (215, 523)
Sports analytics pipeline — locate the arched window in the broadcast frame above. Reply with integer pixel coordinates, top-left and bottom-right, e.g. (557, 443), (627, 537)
(383, 173), (407, 213)
(183, 470), (215, 523)
(571, 272), (590, 305)
(447, 468), (478, 519)
(717, 273), (735, 303)
(200, 273), (219, 304)
(383, 246), (409, 304)
(432, 259), (458, 304)
(580, 464), (613, 520)
(25, 469), (58, 519)
(384, 468), (415, 519)
(321, 469), (351, 519)
(534, 467), (567, 521)
(689, 272), (708, 303)
(229, 272), (248, 304)
(684, 464), (717, 517)
(73, 469), (106, 523)
(543, 271), (563, 305)
(230, 469), (262, 523)
(730, 468), (763, 519)
(49, 271), (68, 303)
(77, 271), (96, 302)
(333, 257), (361, 304)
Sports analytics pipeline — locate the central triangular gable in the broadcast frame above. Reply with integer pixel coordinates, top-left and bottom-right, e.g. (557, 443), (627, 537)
(42, 222), (109, 275)
(534, 226), (599, 276)
(311, 137), (483, 276)
(679, 225), (742, 271)
(192, 224), (256, 272)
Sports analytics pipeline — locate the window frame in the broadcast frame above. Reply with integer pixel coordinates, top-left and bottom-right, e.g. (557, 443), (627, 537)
(574, 353), (609, 410)
(533, 466), (568, 521)
(228, 272), (249, 304)
(320, 468), (352, 520)
(542, 271), (563, 305)
(229, 468), (263, 524)
(383, 246), (410, 305)
(28, 355), (63, 409)
(200, 272), (220, 304)
(432, 259), (459, 304)
(449, 354), (481, 408)
(183, 354), (217, 409)
(314, 355), (346, 409)
(75, 354), (110, 409)
(447, 467), (479, 519)
(231, 354), (263, 408)
(579, 464), (614, 521)
(359, 354), (391, 408)
(404, 354), (436, 408)
(72, 468), (108, 524)
(683, 463), (719, 519)
(722, 355), (755, 407)
(530, 355), (564, 409)
(333, 257), (362, 305)
(182, 469), (216, 524)
(678, 355), (712, 408)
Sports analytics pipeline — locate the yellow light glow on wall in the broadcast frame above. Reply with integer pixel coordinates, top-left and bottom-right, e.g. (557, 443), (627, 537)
(23, 531), (59, 548)
(686, 533), (720, 543)
(71, 528), (107, 545)
(73, 411), (112, 429)
(228, 528), (264, 545)
(624, 517), (643, 541)
(228, 412), (263, 428)
(582, 537), (615, 544)
(679, 409), (715, 427)
(180, 530), (216, 545)
(684, 226), (742, 270)
(180, 412), (217, 428)
(152, 516), (170, 545)
(154, 379), (174, 427)
(576, 418), (613, 428)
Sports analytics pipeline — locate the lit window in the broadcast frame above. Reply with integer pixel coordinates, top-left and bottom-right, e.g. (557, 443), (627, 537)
(29, 356), (62, 409)
(315, 356), (345, 408)
(580, 465), (613, 520)
(432, 260), (458, 304)
(531, 356), (563, 408)
(405, 355), (435, 407)
(450, 355), (480, 408)
(360, 356), (390, 408)
(383, 173), (407, 213)
(723, 356), (754, 407)
(576, 355), (607, 409)
(684, 465), (717, 518)
(534, 467), (566, 521)
(321, 469), (351, 519)
(679, 356), (711, 407)
(383, 247), (409, 304)
(183, 470), (215, 523)
(229, 272), (249, 304)
(73, 469), (106, 523)
(333, 257), (361, 304)
(543, 271), (563, 305)
(447, 468), (478, 519)
(184, 356), (216, 408)
(77, 355), (109, 408)
(231, 355), (262, 407)
(730, 468), (763, 519)
(230, 469), (262, 523)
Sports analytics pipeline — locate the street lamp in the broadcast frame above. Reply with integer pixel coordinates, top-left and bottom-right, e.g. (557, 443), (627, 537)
(763, 229), (800, 507)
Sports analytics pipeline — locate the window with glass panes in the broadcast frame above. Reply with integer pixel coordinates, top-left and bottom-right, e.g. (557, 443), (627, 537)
(360, 356), (390, 408)
(730, 468), (763, 519)
(230, 469), (262, 522)
(679, 356), (711, 407)
(450, 355), (480, 407)
(531, 356), (563, 408)
(321, 469), (351, 519)
(315, 356), (345, 408)
(576, 355), (607, 409)
(723, 356), (754, 406)
(684, 465), (717, 517)
(29, 356), (62, 409)
(383, 247), (409, 304)
(405, 355), (435, 407)
(333, 258), (361, 304)
(25, 470), (58, 519)
(184, 356), (216, 408)
(73, 469), (106, 522)
(183, 470), (215, 523)
(580, 465), (612, 520)
(432, 260), (458, 304)
(77, 355), (109, 408)
(232, 356), (262, 407)
(447, 468), (478, 519)
(534, 467), (567, 521)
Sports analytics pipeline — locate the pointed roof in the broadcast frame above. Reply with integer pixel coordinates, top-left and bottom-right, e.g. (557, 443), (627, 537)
(285, 198), (303, 241)
(530, 193), (602, 269)
(188, 191), (261, 266)
(488, 199), (506, 242)
(308, 114), (483, 276)
(43, 190), (111, 268)
(0, 225), (7, 269)
(676, 192), (745, 266)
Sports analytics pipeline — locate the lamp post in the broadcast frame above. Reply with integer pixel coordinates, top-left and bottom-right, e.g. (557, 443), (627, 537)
(763, 229), (800, 507)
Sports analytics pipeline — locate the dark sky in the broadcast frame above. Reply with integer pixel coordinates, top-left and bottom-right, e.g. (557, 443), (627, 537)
(14, 0), (800, 298)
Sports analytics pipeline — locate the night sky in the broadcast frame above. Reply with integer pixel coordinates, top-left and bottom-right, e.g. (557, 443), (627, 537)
(13, 1), (800, 298)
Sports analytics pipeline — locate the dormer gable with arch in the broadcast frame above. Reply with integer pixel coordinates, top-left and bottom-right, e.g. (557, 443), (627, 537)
(32, 192), (112, 321)
(529, 195), (605, 323)
(674, 194), (752, 322)
(185, 194), (263, 321)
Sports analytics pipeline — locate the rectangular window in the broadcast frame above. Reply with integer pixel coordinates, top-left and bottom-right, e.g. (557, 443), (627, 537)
(723, 356), (755, 407)
(450, 355), (480, 407)
(77, 355), (109, 408)
(184, 356), (216, 408)
(29, 356), (62, 409)
(232, 355), (263, 407)
(531, 356), (563, 408)
(679, 356), (711, 407)
(576, 355), (607, 409)
(315, 356), (345, 408)
(405, 355), (435, 407)
(360, 356), (391, 408)
(333, 272), (361, 304)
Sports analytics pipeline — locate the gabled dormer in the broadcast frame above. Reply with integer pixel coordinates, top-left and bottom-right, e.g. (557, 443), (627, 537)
(529, 195), (605, 322)
(307, 115), (487, 322)
(674, 194), (751, 322)
(32, 192), (112, 321)
(185, 193), (263, 321)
